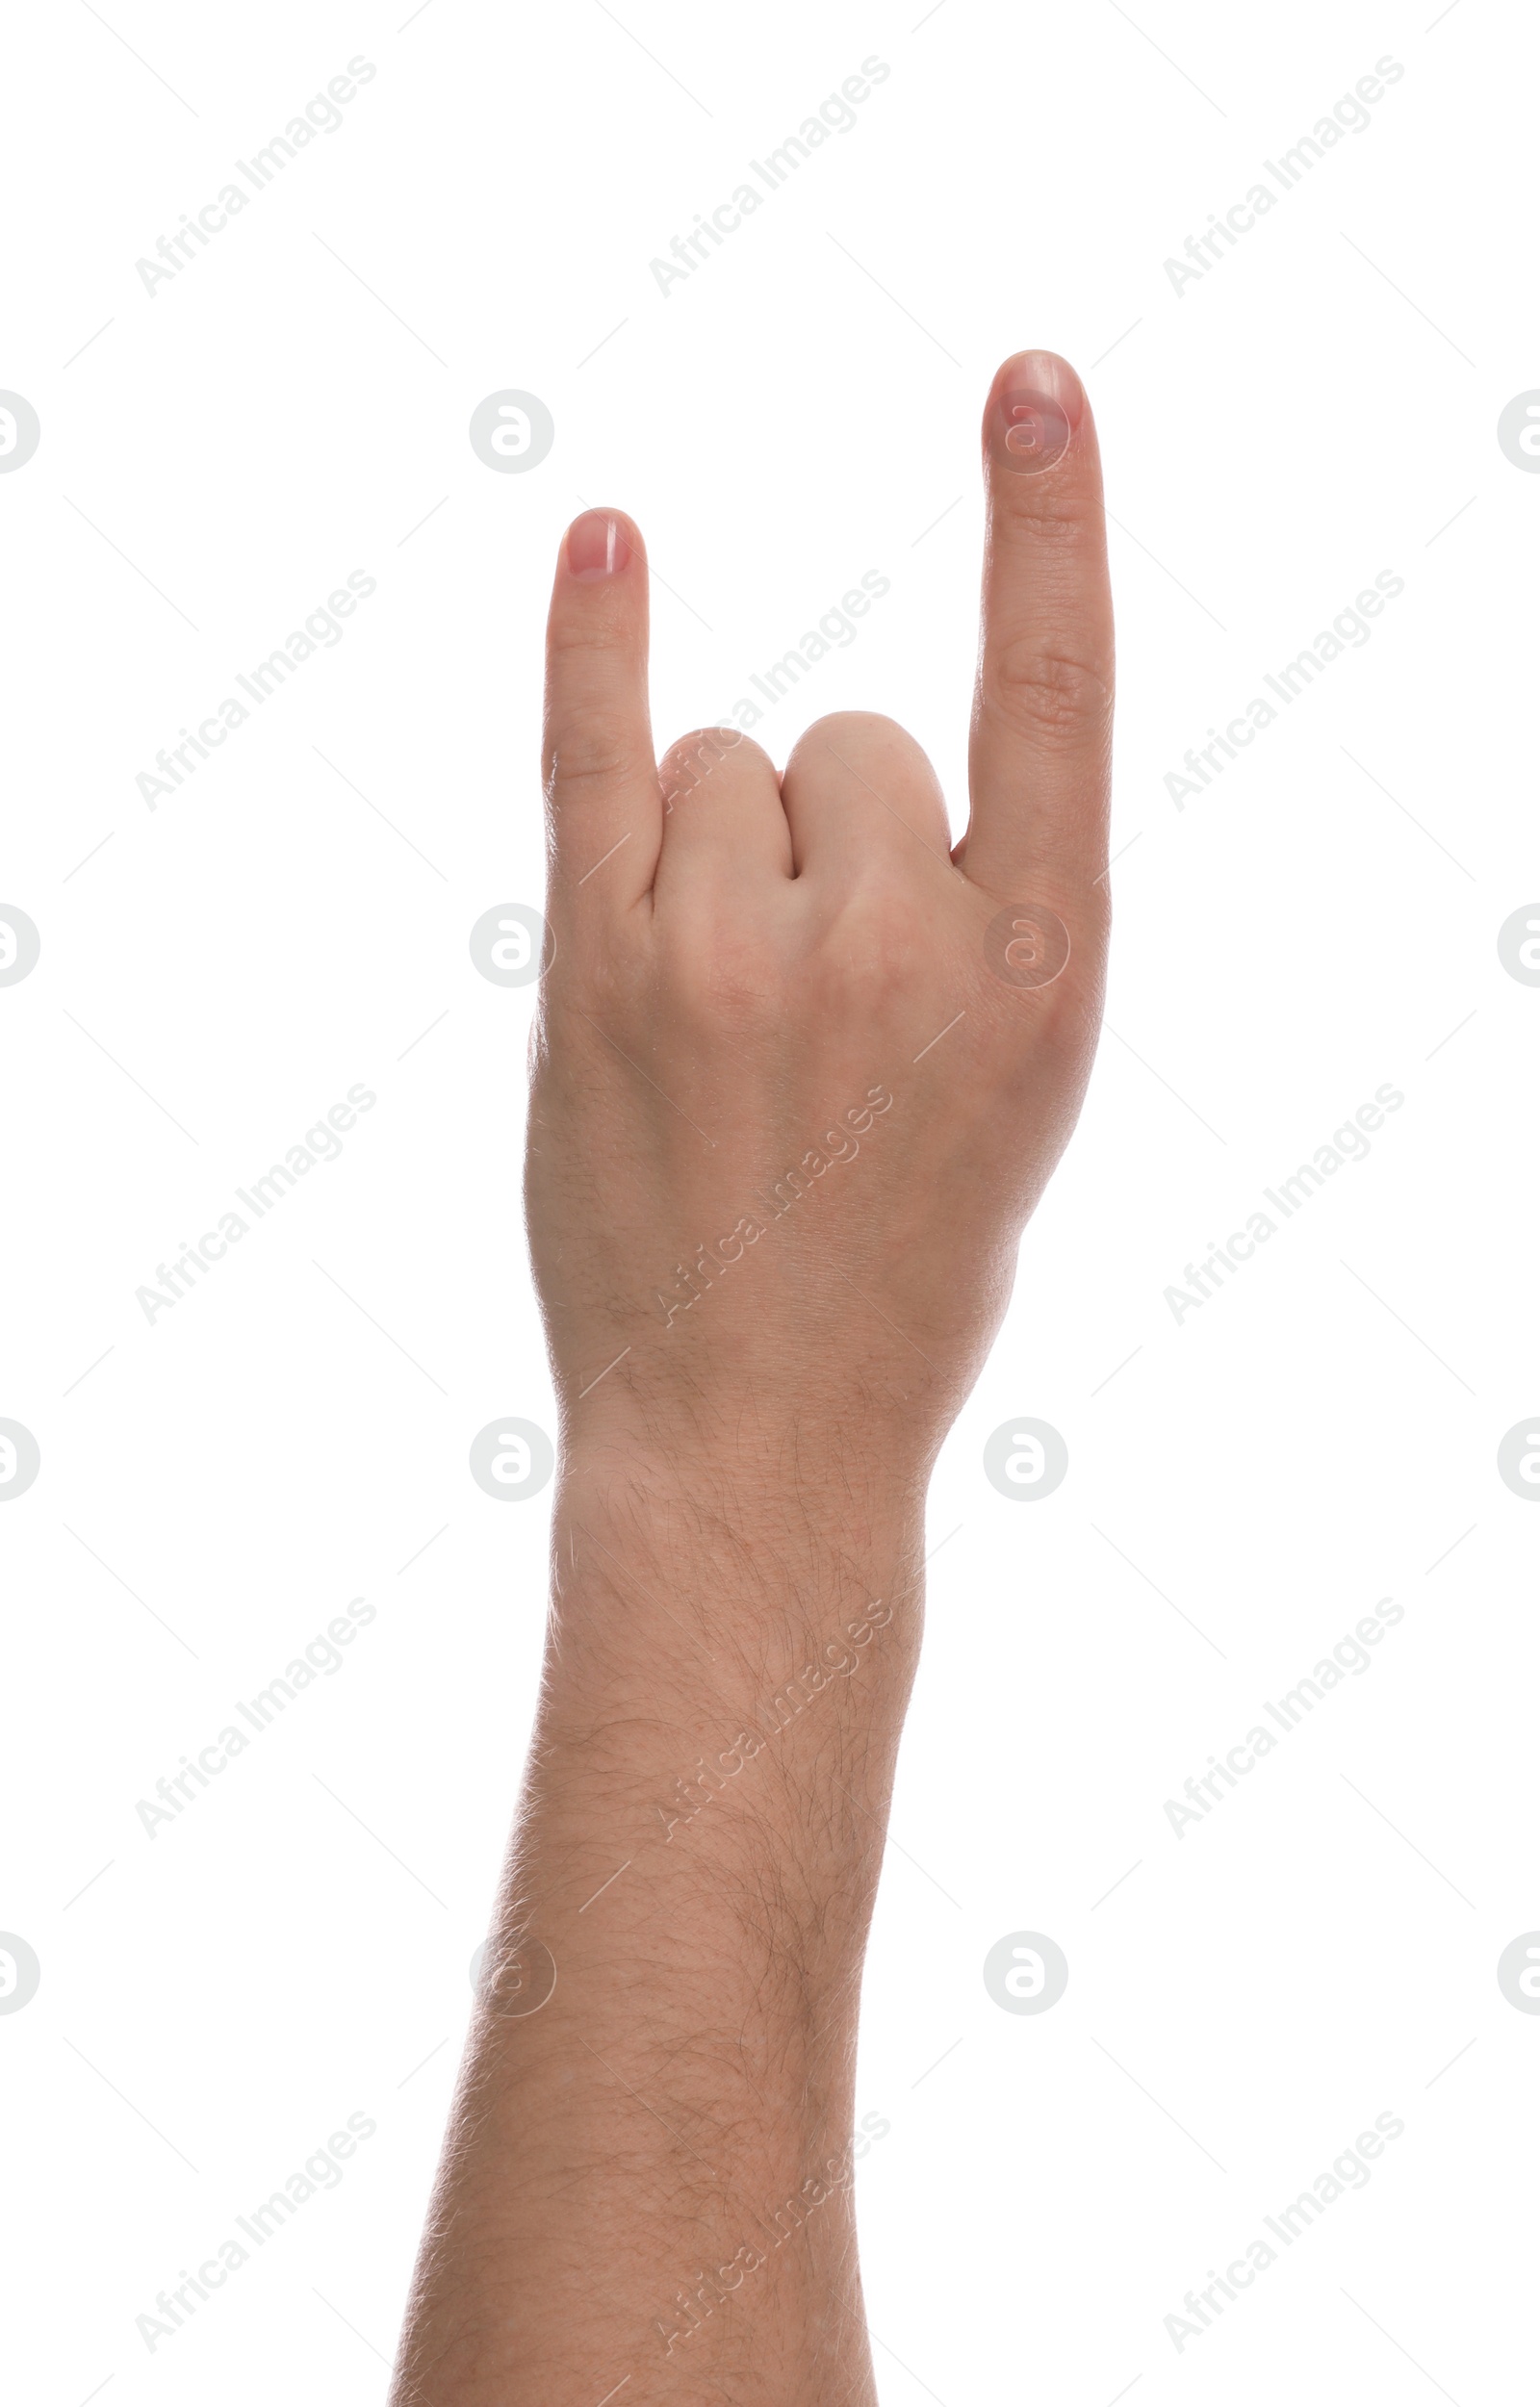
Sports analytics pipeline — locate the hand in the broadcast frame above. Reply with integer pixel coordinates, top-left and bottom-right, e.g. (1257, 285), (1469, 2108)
(528, 347), (1114, 1499)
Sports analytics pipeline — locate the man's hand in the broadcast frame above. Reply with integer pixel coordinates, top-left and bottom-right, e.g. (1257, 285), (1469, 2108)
(529, 347), (1112, 1494)
(390, 349), (1112, 2406)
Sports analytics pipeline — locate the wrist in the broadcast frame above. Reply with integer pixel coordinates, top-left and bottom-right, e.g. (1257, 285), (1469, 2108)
(555, 1408), (935, 1549)
(501, 1451), (926, 1998)
(545, 1432), (928, 1716)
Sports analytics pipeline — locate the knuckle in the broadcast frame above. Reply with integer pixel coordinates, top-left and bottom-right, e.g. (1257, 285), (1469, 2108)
(658, 725), (753, 805)
(546, 611), (629, 664)
(801, 708), (905, 744)
(544, 709), (648, 797)
(993, 480), (1103, 546)
(986, 640), (1112, 748)
(661, 724), (750, 763)
(786, 709), (909, 774)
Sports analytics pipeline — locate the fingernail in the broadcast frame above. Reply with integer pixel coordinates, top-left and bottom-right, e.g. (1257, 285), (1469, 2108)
(566, 510), (630, 579)
(993, 352), (1084, 478)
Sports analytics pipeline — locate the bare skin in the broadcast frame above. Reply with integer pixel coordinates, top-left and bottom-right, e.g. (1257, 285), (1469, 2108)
(390, 347), (1113, 2404)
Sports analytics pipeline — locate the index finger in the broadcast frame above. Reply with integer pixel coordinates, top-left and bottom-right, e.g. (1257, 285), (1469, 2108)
(961, 350), (1114, 900)
(543, 507), (661, 915)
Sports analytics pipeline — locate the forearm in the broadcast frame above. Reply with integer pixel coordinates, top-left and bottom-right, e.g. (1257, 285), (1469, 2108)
(392, 1437), (927, 2404)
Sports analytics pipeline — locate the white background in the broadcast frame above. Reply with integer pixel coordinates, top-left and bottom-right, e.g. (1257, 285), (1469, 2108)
(2, 1), (1536, 2400)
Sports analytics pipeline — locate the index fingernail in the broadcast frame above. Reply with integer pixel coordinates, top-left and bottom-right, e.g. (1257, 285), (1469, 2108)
(566, 510), (630, 579)
(992, 352), (1083, 477)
